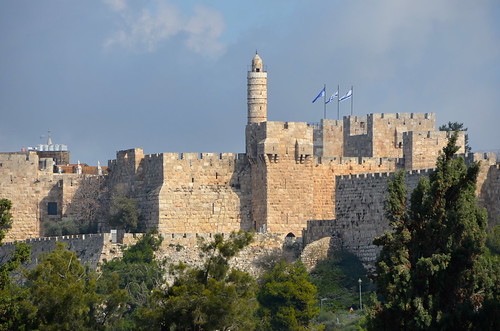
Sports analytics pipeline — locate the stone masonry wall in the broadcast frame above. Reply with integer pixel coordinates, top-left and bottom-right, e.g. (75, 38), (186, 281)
(249, 121), (315, 235)
(371, 113), (436, 158)
(0, 232), (291, 284)
(312, 156), (403, 221)
(0, 152), (57, 241)
(317, 170), (428, 265)
(0, 233), (106, 270)
(480, 164), (500, 227)
(157, 153), (251, 233)
(106, 150), (252, 234)
(403, 130), (465, 170)
(472, 153), (500, 227)
(343, 115), (371, 157)
(313, 119), (343, 158)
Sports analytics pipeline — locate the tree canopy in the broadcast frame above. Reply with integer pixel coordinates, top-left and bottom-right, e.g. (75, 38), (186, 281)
(439, 121), (471, 153)
(368, 132), (496, 330)
(0, 199), (13, 244)
(97, 231), (164, 329)
(108, 197), (140, 232)
(257, 261), (320, 330)
(144, 231), (258, 331)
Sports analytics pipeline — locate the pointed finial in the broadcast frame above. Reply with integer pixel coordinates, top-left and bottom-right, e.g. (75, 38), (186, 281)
(47, 130), (52, 145)
(256, 49), (258, 54)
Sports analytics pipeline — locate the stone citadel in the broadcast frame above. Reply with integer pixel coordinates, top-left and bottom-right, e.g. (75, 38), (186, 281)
(1, 54), (499, 268)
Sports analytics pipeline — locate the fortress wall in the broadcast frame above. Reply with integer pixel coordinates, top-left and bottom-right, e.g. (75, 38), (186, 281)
(471, 153), (500, 227)
(312, 167), (336, 221)
(403, 131), (465, 170)
(157, 153), (251, 234)
(252, 121), (315, 235)
(0, 233), (106, 270)
(480, 164), (500, 227)
(136, 153), (165, 230)
(265, 154), (314, 235)
(251, 158), (267, 232)
(312, 156), (403, 221)
(371, 112), (436, 158)
(59, 174), (108, 232)
(106, 148), (147, 200)
(0, 152), (57, 241)
(313, 119), (343, 158)
(332, 170), (428, 264)
(302, 219), (339, 245)
(105, 149), (165, 231)
(155, 232), (289, 282)
(343, 116), (372, 157)
(58, 174), (82, 216)
(0, 232), (290, 284)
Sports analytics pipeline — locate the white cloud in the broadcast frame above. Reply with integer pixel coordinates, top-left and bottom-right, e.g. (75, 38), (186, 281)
(103, 0), (226, 57)
(102, 0), (126, 12)
(184, 6), (226, 57)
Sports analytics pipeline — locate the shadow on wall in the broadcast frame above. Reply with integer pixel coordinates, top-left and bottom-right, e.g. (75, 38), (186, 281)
(42, 175), (108, 236)
(229, 157), (253, 232)
(480, 165), (500, 228)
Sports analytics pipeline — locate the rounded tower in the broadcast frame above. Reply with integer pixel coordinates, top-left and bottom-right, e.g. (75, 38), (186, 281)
(247, 53), (267, 124)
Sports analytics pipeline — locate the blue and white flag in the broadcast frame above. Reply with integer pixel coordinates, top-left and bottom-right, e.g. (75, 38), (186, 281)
(339, 89), (352, 102)
(312, 87), (325, 103)
(325, 90), (338, 104)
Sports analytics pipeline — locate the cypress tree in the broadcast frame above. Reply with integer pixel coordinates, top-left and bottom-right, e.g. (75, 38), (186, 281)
(369, 132), (495, 330)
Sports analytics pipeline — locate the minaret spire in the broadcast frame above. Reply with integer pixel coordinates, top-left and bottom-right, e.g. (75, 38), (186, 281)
(247, 53), (268, 124)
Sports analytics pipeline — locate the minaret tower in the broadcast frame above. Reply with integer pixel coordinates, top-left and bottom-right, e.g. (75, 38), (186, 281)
(247, 53), (267, 124)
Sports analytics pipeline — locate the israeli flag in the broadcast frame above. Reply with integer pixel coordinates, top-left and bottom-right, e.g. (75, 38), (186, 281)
(339, 89), (352, 102)
(312, 87), (325, 103)
(325, 90), (339, 104)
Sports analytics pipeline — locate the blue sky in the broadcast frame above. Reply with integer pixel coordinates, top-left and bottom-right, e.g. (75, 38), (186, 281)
(1, 0), (499, 165)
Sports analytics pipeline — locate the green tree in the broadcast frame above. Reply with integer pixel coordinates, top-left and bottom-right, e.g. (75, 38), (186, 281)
(145, 231), (258, 331)
(0, 199), (36, 330)
(257, 261), (320, 331)
(43, 217), (80, 236)
(109, 197), (140, 232)
(97, 231), (164, 329)
(368, 132), (495, 330)
(0, 242), (35, 330)
(439, 121), (471, 153)
(26, 243), (102, 330)
(0, 199), (13, 243)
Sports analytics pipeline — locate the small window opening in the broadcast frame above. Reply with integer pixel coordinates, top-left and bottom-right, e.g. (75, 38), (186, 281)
(256, 68), (260, 72)
(47, 202), (57, 215)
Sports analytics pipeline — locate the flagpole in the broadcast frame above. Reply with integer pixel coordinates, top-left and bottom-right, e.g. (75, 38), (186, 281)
(323, 83), (327, 119)
(350, 85), (354, 116)
(337, 84), (340, 120)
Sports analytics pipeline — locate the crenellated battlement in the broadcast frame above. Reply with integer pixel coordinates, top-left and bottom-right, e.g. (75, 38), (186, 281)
(369, 112), (435, 120)
(316, 156), (404, 166)
(466, 152), (498, 164)
(142, 152), (245, 162)
(402, 130), (453, 139)
(337, 167), (434, 180)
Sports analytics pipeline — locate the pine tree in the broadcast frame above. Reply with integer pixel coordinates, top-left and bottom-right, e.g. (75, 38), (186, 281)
(257, 261), (320, 331)
(144, 231), (258, 331)
(368, 132), (495, 330)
